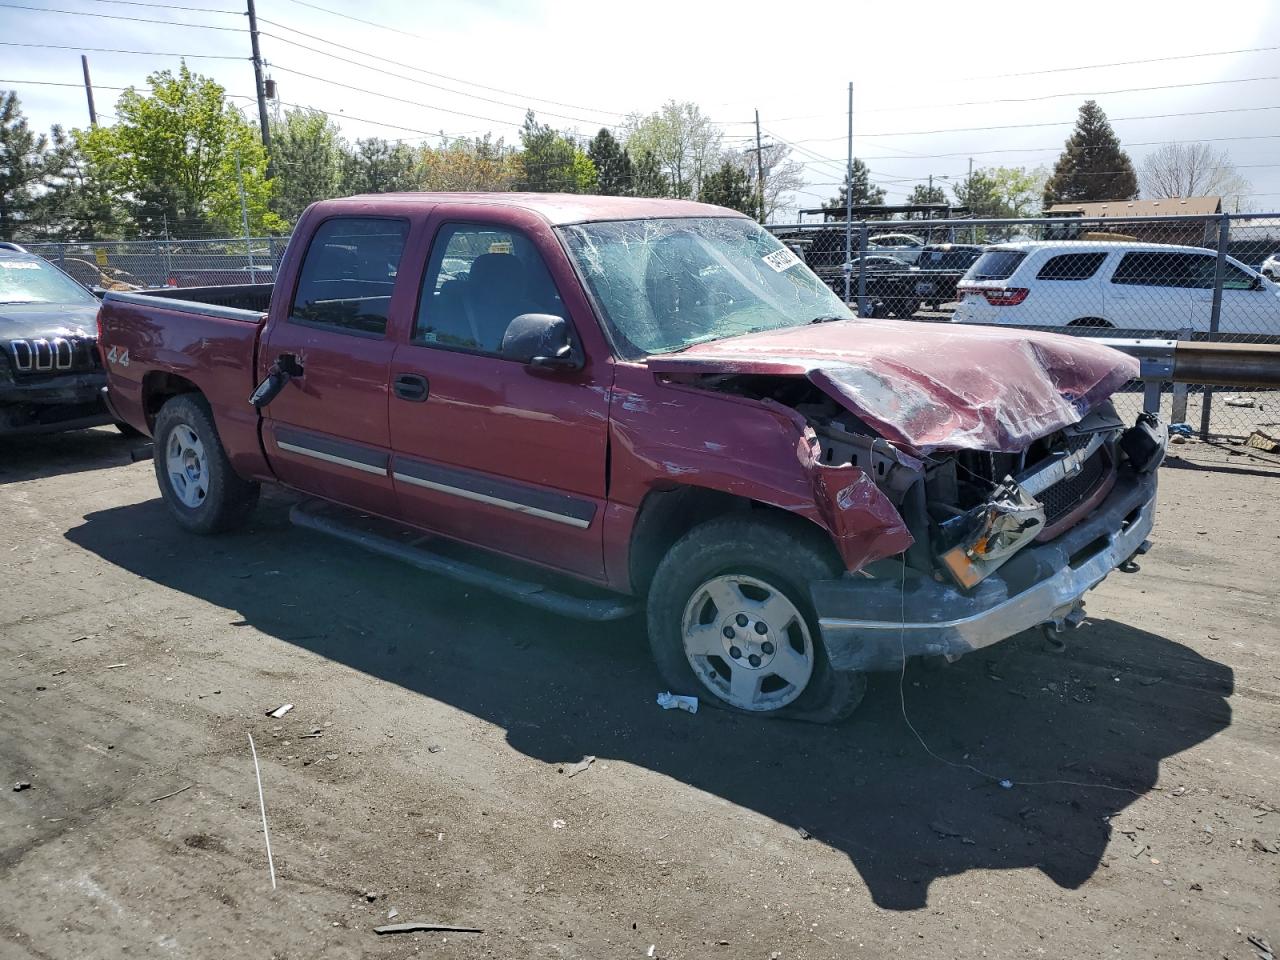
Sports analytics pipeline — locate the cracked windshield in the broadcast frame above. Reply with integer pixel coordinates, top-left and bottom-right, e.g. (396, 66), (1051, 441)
(561, 217), (852, 357)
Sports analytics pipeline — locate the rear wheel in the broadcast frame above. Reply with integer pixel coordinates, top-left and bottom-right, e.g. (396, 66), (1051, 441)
(1068, 317), (1113, 328)
(646, 514), (866, 723)
(153, 394), (259, 533)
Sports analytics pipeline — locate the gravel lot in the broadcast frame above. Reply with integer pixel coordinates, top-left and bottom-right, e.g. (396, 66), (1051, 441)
(2, 427), (1278, 959)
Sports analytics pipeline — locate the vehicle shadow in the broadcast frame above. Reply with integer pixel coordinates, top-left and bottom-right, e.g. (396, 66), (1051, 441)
(66, 494), (1234, 912)
(0, 427), (144, 484)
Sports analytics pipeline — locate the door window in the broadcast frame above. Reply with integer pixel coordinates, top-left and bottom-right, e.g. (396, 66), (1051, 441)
(288, 217), (410, 337)
(1222, 261), (1257, 290)
(1111, 252), (1215, 289)
(413, 223), (565, 355)
(1036, 252), (1107, 281)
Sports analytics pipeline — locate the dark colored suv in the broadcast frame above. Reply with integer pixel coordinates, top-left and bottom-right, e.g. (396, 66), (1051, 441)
(0, 245), (115, 436)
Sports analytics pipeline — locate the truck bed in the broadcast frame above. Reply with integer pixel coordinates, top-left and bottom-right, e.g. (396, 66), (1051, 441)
(97, 284), (271, 481)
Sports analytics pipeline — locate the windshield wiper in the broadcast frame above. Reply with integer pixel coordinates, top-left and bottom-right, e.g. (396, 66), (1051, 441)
(810, 314), (847, 324)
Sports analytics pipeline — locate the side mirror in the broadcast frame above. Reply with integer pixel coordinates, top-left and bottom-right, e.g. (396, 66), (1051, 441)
(1252, 275), (1265, 291)
(500, 313), (581, 371)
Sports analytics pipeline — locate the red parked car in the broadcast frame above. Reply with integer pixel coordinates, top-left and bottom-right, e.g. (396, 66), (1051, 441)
(97, 194), (1164, 722)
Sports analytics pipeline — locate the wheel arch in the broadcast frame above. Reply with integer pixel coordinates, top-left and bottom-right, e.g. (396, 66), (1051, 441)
(141, 371), (204, 430)
(628, 484), (839, 596)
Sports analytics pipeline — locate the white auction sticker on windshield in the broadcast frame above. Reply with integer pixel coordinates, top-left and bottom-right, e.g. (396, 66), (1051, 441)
(762, 247), (801, 272)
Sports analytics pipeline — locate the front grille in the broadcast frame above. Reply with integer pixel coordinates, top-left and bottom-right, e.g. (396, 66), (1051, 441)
(1039, 445), (1111, 528)
(6, 337), (100, 376)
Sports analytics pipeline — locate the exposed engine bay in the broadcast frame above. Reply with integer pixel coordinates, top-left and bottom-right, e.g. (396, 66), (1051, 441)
(670, 370), (1163, 591)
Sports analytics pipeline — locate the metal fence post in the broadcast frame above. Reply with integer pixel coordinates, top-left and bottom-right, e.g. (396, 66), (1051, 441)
(856, 222), (869, 317)
(1199, 215), (1230, 440)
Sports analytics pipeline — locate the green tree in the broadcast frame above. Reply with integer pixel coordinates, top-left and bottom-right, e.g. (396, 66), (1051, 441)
(270, 107), (343, 222)
(0, 91), (56, 239)
(77, 64), (283, 237)
(518, 112), (595, 192)
(339, 137), (419, 195)
(700, 159), (757, 216)
(34, 126), (121, 240)
(822, 157), (885, 217)
(954, 166), (1046, 218)
(623, 100), (721, 200)
(1043, 100), (1138, 204)
(587, 128), (632, 196)
(631, 148), (669, 198)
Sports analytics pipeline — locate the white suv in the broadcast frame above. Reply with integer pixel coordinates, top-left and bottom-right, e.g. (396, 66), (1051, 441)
(1262, 251), (1279, 281)
(952, 241), (1280, 333)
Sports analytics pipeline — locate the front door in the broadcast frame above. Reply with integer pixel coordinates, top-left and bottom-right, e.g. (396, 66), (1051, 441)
(260, 215), (413, 516)
(386, 212), (611, 580)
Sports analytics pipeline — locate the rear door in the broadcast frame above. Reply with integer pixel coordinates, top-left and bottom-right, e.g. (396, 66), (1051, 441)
(385, 208), (612, 580)
(1105, 251), (1194, 331)
(260, 215), (412, 516)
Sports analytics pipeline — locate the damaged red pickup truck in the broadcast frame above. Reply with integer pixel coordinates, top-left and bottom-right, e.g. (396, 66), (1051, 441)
(98, 194), (1165, 722)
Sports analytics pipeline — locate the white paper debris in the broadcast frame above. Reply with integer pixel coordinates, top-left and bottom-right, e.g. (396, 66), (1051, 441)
(656, 692), (698, 714)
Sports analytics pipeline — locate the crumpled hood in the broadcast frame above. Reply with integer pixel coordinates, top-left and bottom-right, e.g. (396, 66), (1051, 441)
(646, 318), (1139, 453)
(0, 302), (99, 342)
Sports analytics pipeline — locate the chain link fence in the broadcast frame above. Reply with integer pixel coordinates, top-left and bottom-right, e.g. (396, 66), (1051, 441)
(21, 237), (287, 291)
(18, 215), (1280, 439)
(770, 212), (1280, 439)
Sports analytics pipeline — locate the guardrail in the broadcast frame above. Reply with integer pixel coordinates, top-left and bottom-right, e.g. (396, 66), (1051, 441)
(1101, 338), (1280, 437)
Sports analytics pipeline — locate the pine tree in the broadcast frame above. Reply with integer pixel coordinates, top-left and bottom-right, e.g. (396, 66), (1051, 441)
(631, 148), (669, 198)
(822, 158), (885, 217)
(699, 160), (756, 216)
(1043, 100), (1138, 204)
(586, 129), (632, 196)
(0, 92), (53, 238)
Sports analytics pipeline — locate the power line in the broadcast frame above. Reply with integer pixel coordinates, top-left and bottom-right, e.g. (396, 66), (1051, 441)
(69, 0), (239, 12)
(0, 1), (244, 29)
(257, 31), (616, 128)
(967, 42), (1280, 80)
(0, 40), (245, 59)
(256, 16), (624, 119)
(790, 104), (1280, 142)
(278, 0), (427, 40)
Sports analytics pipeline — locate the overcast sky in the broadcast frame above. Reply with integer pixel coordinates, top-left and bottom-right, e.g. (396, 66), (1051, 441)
(4, 0), (1280, 218)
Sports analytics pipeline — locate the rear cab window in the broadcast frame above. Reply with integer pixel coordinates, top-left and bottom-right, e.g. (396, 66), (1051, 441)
(288, 217), (410, 337)
(1036, 252), (1108, 281)
(968, 250), (1026, 281)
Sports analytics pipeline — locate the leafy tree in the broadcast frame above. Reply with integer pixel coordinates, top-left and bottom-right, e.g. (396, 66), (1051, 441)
(0, 91), (57, 239)
(586, 128), (632, 196)
(822, 157), (885, 217)
(419, 134), (520, 191)
(1139, 142), (1249, 206)
(77, 64), (283, 237)
(339, 137), (419, 196)
(270, 107), (343, 222)
(518, 111), (594, 192)
(1043, 100), (1138, 204)
(33, 126), (121, 240)
(955, 166), (1046, 218)
(623, 100), (721, 200)
(631, 148), (669, 198)
(907, 182), (946, 205)
(700, 159), (757, 216)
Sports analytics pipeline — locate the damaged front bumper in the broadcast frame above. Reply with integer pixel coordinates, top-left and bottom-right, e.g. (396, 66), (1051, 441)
(811, 466), (1158, 672)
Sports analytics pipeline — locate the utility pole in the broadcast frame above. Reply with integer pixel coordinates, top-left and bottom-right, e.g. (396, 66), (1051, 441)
(844, 81), (853, 305)
(754, 108), (766, 224)
(80, 55), (97, 126)
(246, 0), (272, 167)
(967, 157), (973, 200)
(234, 153), (257, 280)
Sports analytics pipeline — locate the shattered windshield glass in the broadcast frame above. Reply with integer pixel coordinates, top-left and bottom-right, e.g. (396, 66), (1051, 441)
(559, 217), (853, 358)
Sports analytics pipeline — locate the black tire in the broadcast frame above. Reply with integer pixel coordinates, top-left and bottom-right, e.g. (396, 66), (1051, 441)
(645, 513), (867, 724)
(1068, 317), (1113, 328)
(153, 394), (259, 534)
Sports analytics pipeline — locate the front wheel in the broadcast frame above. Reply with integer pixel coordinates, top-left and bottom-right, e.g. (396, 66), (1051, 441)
(153, 394), (259, 533)
(645, 514), (866, 723)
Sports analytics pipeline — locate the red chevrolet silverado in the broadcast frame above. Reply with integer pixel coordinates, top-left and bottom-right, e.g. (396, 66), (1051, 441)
(98, 193), (1165, 722)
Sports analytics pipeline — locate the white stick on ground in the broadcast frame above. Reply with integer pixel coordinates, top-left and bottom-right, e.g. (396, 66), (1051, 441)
(247, 732), (277, 890)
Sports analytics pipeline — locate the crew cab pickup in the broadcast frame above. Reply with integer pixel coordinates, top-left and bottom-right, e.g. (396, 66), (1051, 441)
(99, 194), (1165, 722)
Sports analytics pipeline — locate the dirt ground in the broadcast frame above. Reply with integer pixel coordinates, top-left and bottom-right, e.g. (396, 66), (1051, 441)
(1, 427), (1278, 960)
